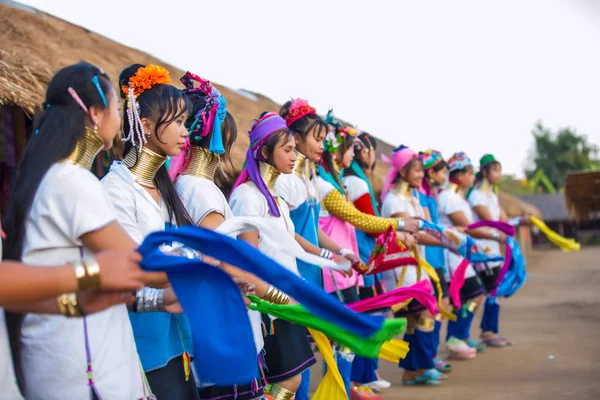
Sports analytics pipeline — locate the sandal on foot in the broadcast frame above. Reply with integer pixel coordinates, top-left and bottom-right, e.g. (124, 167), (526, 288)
(403, 370), (442, 386)
(427, 368), (448, 380)
(447, 337), (476, 359)
(434, 357), (453, 373)
(466, 338), (486, 352)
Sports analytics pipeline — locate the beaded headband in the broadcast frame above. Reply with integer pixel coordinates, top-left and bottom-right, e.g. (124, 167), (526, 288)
(447, 151), (472, 173)
(285, 98), (317, 128)
(420, 149), (444, 171)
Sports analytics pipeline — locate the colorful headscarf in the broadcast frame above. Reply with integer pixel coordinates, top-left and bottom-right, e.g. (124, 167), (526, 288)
(232, 112), (288, 217)
(285, 98), (317, 128)
(168, 72), (227, 180)
(322, 109), (358, 153)
(181, 71), (226, 154)
(419, 149), (444, 197)
(447, 151), (472, 173)
(380, 145), (418, 201)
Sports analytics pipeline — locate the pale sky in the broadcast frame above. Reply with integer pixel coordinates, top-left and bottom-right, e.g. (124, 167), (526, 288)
(18, 0), (600, 176)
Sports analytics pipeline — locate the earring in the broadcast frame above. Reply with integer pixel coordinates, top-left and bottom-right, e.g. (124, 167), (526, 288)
(93, 122), (98, 135)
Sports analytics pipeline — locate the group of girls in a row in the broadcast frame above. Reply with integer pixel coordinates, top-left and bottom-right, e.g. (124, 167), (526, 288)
(0, 61), (523, 400)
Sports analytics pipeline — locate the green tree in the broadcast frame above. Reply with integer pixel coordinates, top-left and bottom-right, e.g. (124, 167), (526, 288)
(526, 122), (599, 191)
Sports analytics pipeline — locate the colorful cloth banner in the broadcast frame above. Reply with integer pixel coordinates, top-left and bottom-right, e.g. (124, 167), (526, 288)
(138, 226), (388, 385)
(247, 295), (406, 358)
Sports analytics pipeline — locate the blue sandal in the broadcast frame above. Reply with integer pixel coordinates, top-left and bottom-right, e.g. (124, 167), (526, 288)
(434, 357), (453, 373)
(466, 338), (486, 352)
(403, 370), (442, 386)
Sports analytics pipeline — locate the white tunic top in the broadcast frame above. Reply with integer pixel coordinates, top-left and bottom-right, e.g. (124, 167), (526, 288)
(20, 163), (145, 400)
(315, 176), (339, 218)
(229, 182), (300, 275)
(438, 187), (477, 280)
(101, 162), (169, 243)
(343, 176), (369, 204)
(275, 173), (318, 212)
(176, 174), (264, 355)
(468, 187), (502, 267)
(381, 187), (428, 290)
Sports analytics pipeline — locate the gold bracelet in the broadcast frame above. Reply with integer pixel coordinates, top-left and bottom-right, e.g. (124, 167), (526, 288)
(66, 293), (83, 317)
(82, 257), (101, 291)
(70, 258), (101, 292)
(263, 285), (276, 302)
(72, 261), (88, 291)
(57, 294), (70, 316)
(56, 293), (83, 317)
(264, 286), (290, 305)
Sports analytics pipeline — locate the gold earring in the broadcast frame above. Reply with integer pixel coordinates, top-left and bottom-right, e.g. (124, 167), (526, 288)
(93, 122), (98, 135)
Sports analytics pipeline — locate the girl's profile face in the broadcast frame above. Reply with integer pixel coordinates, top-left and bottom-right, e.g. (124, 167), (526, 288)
(486, 163), (502, 185)
(458, 167), (476, 189)
(428, 166), (448, 186)
(143, 99), (189, 157)
(270, 134), (297, 174)
(401, 158), (424, 188)
(296, 125), (325, 163)
(337, 145), (355, 169)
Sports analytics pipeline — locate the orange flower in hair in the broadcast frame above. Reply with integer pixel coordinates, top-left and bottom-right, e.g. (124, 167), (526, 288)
(122, 65), (172, 98)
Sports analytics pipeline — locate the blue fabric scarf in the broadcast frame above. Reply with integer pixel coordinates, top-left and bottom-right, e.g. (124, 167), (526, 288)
(494, 236), (527, 298)
(138, 226), (386, 386)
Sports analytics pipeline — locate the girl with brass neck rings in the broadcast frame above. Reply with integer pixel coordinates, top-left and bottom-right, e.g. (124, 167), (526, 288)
(102, 64), (198, 400)
(418, 149), (453, 374)
(380, 145), (447, 386)
(468, 155), (514, 348)
(3, 62), (156, 400)
(276, 100), (361, 400)
(230, 112), (316, 400)
(315, 114), (417, 398)
(437, 152), (507, 359)
(342, 132), (391, 394)
(277, 99), (357, 289)
(173, 72), (265, 400)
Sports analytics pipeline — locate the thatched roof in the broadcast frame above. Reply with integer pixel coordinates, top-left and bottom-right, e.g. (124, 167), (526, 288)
(564, 171), (600, 220)
(0, 1), (279, 166)
(0, 1), (540, 218)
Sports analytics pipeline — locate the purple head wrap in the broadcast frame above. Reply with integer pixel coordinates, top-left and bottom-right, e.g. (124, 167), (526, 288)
(232, 112), (288, 216)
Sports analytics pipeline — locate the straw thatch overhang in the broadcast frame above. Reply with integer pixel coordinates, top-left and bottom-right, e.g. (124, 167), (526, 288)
(565, 171), (600, 221)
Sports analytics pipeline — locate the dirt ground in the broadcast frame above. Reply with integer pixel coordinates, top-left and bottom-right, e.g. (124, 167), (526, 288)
(309, 247), (600, 400)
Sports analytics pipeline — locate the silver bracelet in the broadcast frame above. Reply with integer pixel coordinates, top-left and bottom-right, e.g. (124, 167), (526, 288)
(135, 287), (166, 312)
(396, 218), (405, 232)
(169, 246), (200, 259)
(319, 248), (333, 260)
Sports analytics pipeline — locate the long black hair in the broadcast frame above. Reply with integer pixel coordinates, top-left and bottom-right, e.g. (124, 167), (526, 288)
(4, 62), (111, 261)
(345, 131), (375, 175)
(119, 64), (193, 227)
(3, 61), (112, 392)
